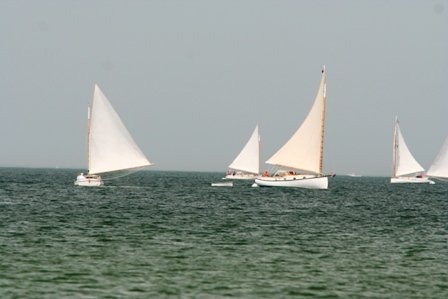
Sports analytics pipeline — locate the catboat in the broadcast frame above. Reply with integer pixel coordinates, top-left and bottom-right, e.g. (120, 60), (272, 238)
(75, 84), (152, 186)
(390, 117), (434, 184)
(347, 173), (362, 177)
(224, 125), (260, 180)
(211, 182), (233, 187)
(254, 66), (330, 189)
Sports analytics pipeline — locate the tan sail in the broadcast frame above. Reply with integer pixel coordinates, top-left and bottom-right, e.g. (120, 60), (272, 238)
(266, 67), (327, 174)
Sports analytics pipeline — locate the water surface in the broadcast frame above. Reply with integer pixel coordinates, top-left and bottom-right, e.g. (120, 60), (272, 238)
(0, 168), (447, 298)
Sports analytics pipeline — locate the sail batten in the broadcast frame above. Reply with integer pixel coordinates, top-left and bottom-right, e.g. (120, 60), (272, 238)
(266, 67), (327, 174)
(392, 118), (425, 177)
(228, 125), (260, 174)
(88, 84), (152, 175)
(427, 136), (448, 178)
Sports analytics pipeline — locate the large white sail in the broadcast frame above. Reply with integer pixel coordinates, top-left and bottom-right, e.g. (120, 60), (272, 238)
(392, 118), (424, 177)
(88, 84), (152, 175)
(266, 67), (327, 174)
(427, 136), (448, 178)
(228, 125), (260, 174)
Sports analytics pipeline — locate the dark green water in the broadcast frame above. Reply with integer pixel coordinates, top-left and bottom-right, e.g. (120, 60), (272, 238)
(0, 168), (447, 298)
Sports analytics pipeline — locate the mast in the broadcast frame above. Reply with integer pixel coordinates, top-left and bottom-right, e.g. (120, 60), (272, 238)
(258, 124), (261, 174)
(266, 66), (328, 174)
(392, 117), (398, 178)
(319, 66), (327, 175)
(86, 84), (95, 174)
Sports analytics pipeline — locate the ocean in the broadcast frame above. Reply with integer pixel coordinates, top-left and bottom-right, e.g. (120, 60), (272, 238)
(0, 168), (447, 298)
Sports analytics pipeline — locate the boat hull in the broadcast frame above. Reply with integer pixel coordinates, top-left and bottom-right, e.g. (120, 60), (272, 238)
(390, 177), (435, 184)
(254, 175), (328, 189)
(74, 175), (104, 187)
(211, 182), (233, 187)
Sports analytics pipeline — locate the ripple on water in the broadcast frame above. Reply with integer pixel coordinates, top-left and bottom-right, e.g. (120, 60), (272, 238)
(0, 170), (447, 298)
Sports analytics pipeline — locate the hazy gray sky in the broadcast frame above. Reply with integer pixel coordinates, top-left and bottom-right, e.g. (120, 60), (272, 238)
(1, 0), (447, 175)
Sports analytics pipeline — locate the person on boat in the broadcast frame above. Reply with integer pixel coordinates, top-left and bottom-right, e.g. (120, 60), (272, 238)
(77, 173), (86, 181)
(263, 170), (269, 177)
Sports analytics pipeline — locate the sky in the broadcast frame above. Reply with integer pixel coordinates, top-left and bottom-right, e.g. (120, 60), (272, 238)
(0, 0), (447, 175)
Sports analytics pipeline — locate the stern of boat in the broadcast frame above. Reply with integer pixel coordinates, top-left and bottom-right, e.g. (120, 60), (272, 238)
(74, 175), (104, 187)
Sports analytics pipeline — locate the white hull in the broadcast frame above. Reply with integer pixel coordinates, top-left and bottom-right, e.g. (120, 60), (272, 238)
(347, 173), (362, 177)
(74, 175), (104, 187)
(254, 175), (328, 189)
(224, 174), (258, 180)
(390, 177), (435, 184)
(211, 182), (233, 187)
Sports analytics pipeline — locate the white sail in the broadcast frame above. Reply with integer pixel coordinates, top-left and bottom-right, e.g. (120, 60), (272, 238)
(88, 84), (152, 175)
(228, 125), (260, 174)
(392, 118), (424, 177)
(427, 136), (448, 178)
(266, 67), (327, 174)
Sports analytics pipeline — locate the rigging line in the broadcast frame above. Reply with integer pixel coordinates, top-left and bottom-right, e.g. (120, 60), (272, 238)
(101, 169), (140, 181)
(433, 177), (448, 182)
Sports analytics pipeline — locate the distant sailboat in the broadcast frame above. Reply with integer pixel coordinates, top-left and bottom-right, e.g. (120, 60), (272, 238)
(74, 84), (152, 186)
(390, 117), (434, 184)
(254, 66), (330, 189)
(427, 136), (448, 180)
(224, 125), (260, 180)
(211, 182), (233, 187)
(347, 173), (362, 177)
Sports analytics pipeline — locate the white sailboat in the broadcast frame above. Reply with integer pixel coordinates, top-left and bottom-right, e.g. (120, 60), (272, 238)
(427, 136), (448, 180)
(254, 66), (330, 189)
(390, 117), (434, 184)
(224, 125), (260, 180)
(347, 173), (362, 177)
(75, 84), (152, 186)
(211, 182), (234, 187)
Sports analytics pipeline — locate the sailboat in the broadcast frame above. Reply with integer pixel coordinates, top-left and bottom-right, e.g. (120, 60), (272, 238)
(224, 125), (260, 180)
(74, 84), (152, 186)
(254, 66), (329, 189)
(390, 117), (434, 184)
(347, 173), (362, 177)
(427, 136), (448, 180)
